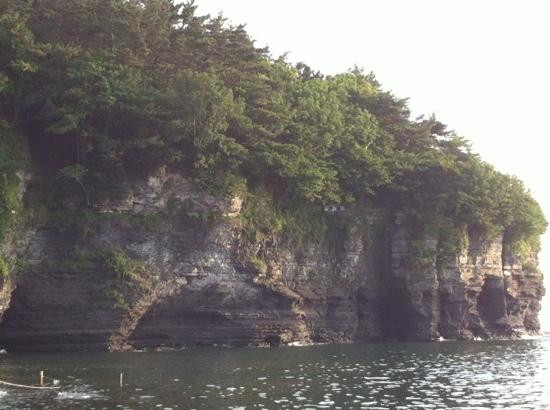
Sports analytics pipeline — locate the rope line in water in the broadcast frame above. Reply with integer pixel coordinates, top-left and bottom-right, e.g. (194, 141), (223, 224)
(0, 380), (60, 390)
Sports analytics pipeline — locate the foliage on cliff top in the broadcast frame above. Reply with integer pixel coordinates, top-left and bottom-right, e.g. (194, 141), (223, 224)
(0, 0), (546, 250)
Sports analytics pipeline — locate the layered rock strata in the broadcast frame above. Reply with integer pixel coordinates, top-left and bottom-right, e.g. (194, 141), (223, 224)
(0, 169), (544, 351)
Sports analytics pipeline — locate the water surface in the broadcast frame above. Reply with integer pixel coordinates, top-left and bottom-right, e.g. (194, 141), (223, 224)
(1, 337), (549, 409)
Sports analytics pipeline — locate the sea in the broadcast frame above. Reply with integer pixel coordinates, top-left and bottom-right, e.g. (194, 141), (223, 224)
(1, 334), (549, 409)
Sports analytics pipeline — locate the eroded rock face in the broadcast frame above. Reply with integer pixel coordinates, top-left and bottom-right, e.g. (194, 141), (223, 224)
(0, 171), (544, 351)
(503, 253), (545, 335)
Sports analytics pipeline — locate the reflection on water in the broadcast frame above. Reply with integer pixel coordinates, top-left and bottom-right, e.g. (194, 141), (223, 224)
(1, 336), (549, 409)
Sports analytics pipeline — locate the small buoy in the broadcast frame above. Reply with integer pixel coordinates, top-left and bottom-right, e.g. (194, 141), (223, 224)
(0, 349), (7, 354)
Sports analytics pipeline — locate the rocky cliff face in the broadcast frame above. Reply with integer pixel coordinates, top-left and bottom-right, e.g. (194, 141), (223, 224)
(0, 169), (544, 351)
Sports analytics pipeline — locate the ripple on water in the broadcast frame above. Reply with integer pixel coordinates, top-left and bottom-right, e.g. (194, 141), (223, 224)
(0, 339), (549, 409)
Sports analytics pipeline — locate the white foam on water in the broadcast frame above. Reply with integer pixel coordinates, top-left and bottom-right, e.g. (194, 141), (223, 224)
(520, 334), (543, 340)
(56, 391), (94, 400)
(288, 341), (306, 346)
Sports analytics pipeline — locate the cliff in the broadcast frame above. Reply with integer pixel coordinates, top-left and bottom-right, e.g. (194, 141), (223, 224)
(0, 168), (543, 352)
(1, 0), (547, 352)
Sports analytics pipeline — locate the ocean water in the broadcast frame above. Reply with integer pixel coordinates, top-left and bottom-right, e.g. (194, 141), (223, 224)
(0, 336), (549, 409)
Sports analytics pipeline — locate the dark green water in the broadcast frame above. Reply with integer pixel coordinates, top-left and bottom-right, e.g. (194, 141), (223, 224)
(1, 337), (549, 409)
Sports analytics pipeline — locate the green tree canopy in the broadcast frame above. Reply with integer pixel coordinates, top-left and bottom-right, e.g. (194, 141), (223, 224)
(0, 0), (545, 250)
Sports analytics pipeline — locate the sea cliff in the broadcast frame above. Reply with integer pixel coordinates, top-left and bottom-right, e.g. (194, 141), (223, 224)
(0, 168), (543, 352)
(0, 0), (546, 352)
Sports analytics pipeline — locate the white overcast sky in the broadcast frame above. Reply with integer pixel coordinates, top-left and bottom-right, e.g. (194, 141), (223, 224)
(195, 0), (550, 330)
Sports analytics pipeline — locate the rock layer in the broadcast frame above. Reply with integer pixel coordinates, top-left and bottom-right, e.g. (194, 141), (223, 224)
(0, 170), (544, 351)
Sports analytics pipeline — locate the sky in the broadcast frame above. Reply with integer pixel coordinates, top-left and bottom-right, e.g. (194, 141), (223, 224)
(195, 0), (550, 330)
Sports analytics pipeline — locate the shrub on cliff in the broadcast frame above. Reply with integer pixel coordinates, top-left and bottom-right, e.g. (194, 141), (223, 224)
(0, 121), (28, 241)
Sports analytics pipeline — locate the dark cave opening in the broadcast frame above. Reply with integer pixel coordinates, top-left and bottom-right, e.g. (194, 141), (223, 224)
(477, 276), (507, 326)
